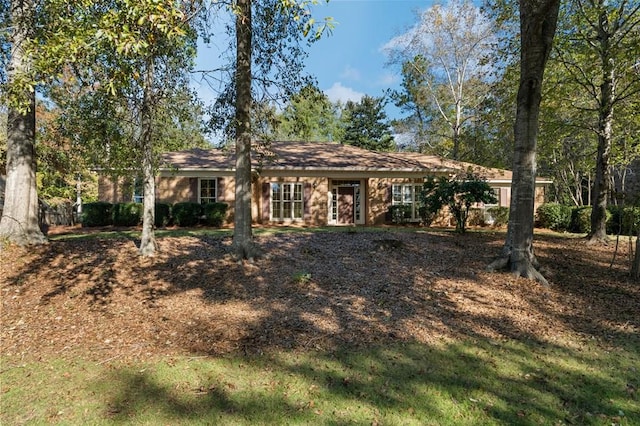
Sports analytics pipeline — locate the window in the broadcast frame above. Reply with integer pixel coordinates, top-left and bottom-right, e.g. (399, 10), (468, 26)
(271, 182), (303, 220)
(132, 178), (144, 203)
(199, 179), (217, 204)
(392, 184), (423, 220)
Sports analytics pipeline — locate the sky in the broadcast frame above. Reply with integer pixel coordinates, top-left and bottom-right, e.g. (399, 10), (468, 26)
(193, 0), (440, 122)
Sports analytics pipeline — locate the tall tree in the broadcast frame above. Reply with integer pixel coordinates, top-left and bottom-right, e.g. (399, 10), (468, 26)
(554, 0), (640, 242)
(341, 95), (395, 152)
(385, 0), (495, 160)
(488, 0), (560, 284)
(276, 84), (342, 141)
(208, 0), (332, 259)
(233, 0), (255, 260)
(0, 0), (47, 245)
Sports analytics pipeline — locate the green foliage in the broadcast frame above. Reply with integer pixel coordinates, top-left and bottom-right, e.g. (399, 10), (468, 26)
(487, 206), (509, 227)
(421, 173), (498, 233)
(569, 206), (591, 234)
(607, 206), (640, 236)
(81, 202), (112, 227)
(388, 205), (412, 225)
(276, 84), (343, 141)
(172, 202), (202, 227)
(111, 202), (142, 227)
(341, 95), (395, 151)
(202, 202), (228, 227)
(417, 205), (437, 226)
(535, 203), (572, 231)
(154, 203), (171, 228)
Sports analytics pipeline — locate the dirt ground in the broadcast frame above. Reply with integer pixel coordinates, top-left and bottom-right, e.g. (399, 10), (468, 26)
(1, 228), (638, 363)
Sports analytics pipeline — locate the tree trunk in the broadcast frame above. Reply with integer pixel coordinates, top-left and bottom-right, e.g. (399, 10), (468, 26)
(588, 10), (615, 244)
(233, 0), (261, 260)
(487, 0), (560, 285)
(631, 230), (640, 281)
(138, 58), (157, 257)
(0, 0), (47, 246)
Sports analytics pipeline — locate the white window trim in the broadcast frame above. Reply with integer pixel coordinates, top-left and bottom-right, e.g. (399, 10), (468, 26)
(392, 184), (423, 221)
(271, 182), (304, 221)
(198, 178), (218, 204)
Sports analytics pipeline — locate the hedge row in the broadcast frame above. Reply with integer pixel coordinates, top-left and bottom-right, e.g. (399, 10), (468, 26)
(535, 203), (640, 235)
(81, 201), (228, 228)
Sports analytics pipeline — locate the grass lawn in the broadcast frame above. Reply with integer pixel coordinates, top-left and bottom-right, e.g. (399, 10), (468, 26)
(1, 227), (638, 425)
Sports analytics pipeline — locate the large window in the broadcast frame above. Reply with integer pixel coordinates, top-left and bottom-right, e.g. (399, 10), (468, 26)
(271, 182), (303, 220)
(199, 179), (217, 204)
(392, 184), (423, 220)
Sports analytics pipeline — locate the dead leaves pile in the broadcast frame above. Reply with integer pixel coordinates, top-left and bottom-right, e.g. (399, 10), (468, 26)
(1, 229), (638, 362)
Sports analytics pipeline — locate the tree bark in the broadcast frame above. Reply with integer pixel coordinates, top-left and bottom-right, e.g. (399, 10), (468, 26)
(233, 0), (261, 260)
(487, 0), (560, 285)
(138, 58), (157, 257)
(0, 0), (47, 246)
(587, 9), (615, 244)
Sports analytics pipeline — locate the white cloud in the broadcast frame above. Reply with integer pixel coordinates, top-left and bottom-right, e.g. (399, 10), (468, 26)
(325, 82), (364, 104)
(340, 65), (361, 81)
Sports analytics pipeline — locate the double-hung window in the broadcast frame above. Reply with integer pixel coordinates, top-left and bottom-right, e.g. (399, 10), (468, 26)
(199, 179), (217, 204)
(392, 184), (423, 220)
(271, 182), (303, 220)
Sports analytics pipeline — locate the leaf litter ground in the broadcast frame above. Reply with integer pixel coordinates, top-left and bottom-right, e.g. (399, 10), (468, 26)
(1, 229), (638, 364)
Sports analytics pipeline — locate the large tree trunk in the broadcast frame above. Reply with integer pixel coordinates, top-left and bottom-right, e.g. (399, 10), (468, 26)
(588, 10), (615, 244)
(487, 0), (559, 285)
(233, 0), (261, 260)
(138, 58), (157, 257)
(0, 0), (47, 246)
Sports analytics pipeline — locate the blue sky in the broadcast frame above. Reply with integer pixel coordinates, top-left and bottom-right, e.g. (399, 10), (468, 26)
(193, 0), (439, 122)
(306, 0), (435, 112)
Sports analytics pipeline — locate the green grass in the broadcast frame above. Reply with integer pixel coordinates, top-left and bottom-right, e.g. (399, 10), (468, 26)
(2, 339), (638, 425)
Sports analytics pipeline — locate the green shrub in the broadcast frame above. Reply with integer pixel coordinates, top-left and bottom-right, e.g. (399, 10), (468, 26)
(487, 206), (509, 227)
(417, 206), (436, 226)
(388, 205), (412, 224)
(172, 202), (202, 227)
(202, 202), (228, 227)
(155, 203), (171, 228)
(536, 203), (572, 231)
(608, 205), (640, 236)
(81, 202), (112, 227)
(111, 202), (142, 226)
(570, 206), (592, 234)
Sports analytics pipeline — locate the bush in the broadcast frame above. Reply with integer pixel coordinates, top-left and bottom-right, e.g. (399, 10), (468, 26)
(202, 202), (228, 227)
(536, 203), (572, 231)
(570, 206), (592, 234)
(487, 206), (509, 227)
(607, 206), (640, 236)
(172, 202), (202, 227)
(388, 205), (412, 224)
(417, 206), (436, 226)
(111, 202), (142, 226)
(154, 203), (171, 228)
(81, 202), (112, 227)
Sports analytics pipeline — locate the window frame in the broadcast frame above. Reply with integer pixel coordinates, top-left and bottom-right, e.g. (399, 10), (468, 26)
(392, 183), (423, 220)
(198, 178), (218, 204)
(271, 182), (303, 221)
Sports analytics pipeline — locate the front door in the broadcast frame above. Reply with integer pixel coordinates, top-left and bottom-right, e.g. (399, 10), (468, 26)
(337, 186), (355, 224)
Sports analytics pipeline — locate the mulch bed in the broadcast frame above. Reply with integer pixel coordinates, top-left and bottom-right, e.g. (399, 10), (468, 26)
(2, 229), (638, 363)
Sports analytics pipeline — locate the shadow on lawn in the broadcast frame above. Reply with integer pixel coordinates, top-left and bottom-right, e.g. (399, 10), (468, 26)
(96, 341), (638, 424)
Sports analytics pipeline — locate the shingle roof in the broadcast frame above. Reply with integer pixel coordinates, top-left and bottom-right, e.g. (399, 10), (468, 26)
(160, 141), (544, 182)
